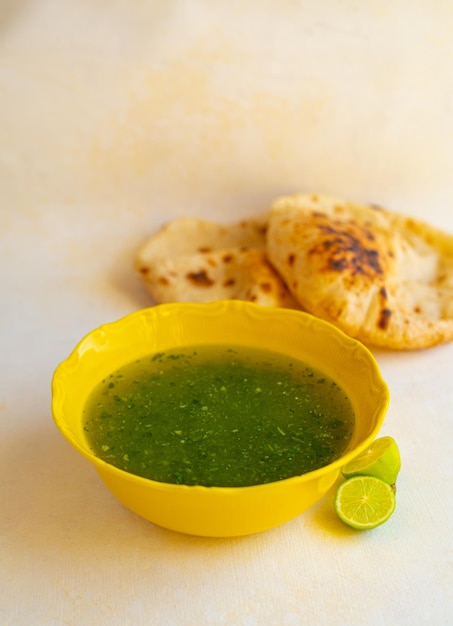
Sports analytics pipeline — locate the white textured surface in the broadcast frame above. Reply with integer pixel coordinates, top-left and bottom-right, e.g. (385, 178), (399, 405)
(1, 2), (453, 625)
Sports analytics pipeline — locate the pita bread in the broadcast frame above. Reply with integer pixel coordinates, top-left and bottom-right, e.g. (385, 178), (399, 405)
(136, 216), (298, 308)
(266, 193), (453, 349)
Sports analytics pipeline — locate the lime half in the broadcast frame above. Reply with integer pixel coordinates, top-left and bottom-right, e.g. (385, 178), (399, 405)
(335, 475), (396, 530)
(341, 436), (401, 486)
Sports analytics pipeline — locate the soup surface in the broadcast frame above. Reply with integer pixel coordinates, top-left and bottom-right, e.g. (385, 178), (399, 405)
(83, 345), (355, 487)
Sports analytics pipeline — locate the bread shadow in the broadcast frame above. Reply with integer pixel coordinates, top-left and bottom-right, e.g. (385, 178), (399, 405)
(108, 235), (157, 310)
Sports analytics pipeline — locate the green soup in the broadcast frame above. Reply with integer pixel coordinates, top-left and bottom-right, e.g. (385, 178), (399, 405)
(83, 345), (355, 487)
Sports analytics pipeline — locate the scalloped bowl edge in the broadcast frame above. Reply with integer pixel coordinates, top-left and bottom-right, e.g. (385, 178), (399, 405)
(51, 301), (390, 537)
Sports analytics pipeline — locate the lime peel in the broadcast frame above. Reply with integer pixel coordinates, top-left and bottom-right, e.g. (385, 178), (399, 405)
(341, 436), (401, 486)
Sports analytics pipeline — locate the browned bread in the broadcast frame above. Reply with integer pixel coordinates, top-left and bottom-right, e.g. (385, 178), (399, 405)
(267, 193), (453, 349)
(136, 216), (297, 308)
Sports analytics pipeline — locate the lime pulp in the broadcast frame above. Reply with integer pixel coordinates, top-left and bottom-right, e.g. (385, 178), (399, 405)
(335, 475), (396, 530)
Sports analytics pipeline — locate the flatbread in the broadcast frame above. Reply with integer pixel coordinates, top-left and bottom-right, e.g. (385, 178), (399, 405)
(136, 216), (298, 308)
(266, 193), (453, 349)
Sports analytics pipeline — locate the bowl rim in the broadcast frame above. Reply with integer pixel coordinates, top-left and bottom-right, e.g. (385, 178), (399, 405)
(51, 300), (390, 493)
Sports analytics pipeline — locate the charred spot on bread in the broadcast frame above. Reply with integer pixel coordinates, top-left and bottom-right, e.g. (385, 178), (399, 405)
(310, 219), (384, 278)
(378, 308), (392, 330)
(186, 270), (214, 287)
(259, 282), (272, 293)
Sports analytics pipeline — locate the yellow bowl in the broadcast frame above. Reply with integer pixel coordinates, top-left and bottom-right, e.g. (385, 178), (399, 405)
(51, 301), (390, 537)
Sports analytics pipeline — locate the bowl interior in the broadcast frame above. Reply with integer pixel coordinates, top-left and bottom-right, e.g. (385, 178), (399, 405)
(53, 301), (389, 466)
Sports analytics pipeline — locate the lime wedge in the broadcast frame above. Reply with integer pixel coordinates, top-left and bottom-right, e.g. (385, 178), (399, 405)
(341, 436), (401, 485)
(335, 475), (396, 530)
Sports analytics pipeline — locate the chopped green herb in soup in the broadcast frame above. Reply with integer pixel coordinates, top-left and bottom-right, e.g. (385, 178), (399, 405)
(83, 345), (355, 487)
